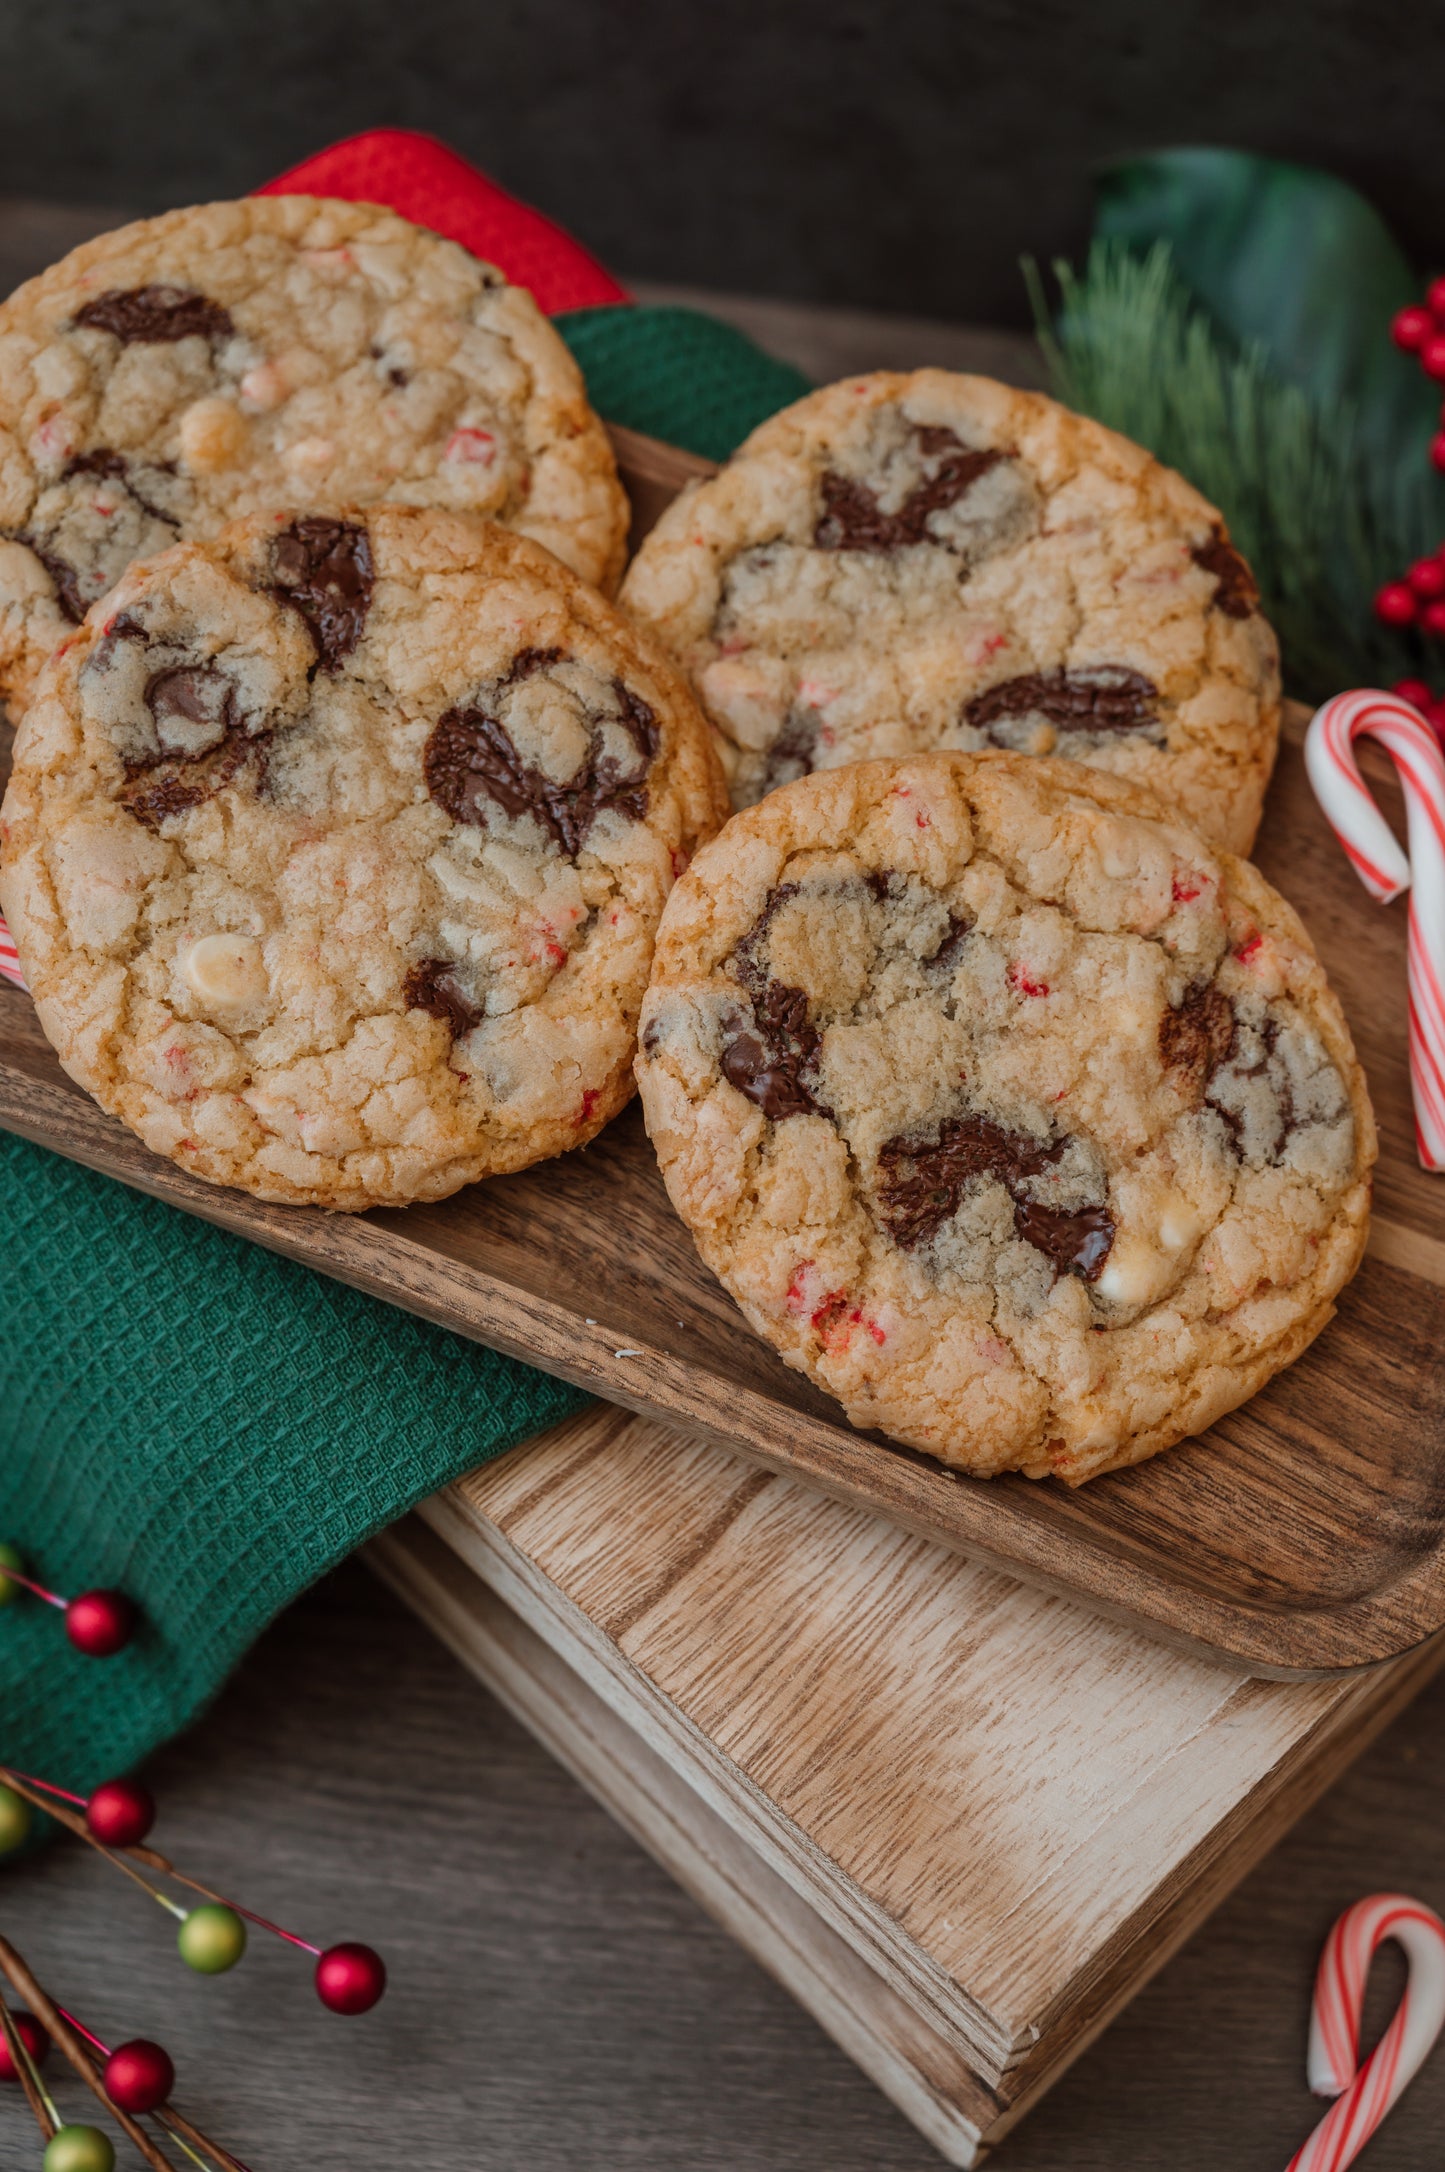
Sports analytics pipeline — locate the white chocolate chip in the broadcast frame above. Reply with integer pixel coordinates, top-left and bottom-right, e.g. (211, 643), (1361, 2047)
(1094, 1231), (1169, 1307)
(181, 934), (268, 1010)
(1157, 1190), (1205, 1253)
(179, 396), (248, 473)
(699, 654), (792, 751)
(284, 435), (337, 473)
(238, 361), (287, 412)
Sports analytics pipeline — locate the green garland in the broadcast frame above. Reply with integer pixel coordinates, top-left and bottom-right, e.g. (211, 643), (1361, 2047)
(1027, 241), (1441, 701)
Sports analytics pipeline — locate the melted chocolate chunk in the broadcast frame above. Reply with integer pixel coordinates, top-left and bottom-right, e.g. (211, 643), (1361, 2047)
(266, 518), (374, 672)
(814, 427), (1004, 553)
(19, 535), (88, 623)
(403, 959), (482, 1039)
(719, 885), (826, 1120)
(926, 911), (973, 971)
(73, 284), (234, 346)
(423, 666), (658, 858)
(720, 981), (824, 1122)
(759, 712), (819, 792)
(876, 1113), (1114, 1280)
(965, 667), (1159, 741)
(1192, 528), (1258, 619)
(145, 661), (241, 742)
(1159, 983), (1236, 1095)
(111, 644), (261, 829)
(119, 734), (254, 829)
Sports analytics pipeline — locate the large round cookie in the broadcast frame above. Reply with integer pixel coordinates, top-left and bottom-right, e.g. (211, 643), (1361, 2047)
(0, 196), (629, 710)
(620, 371), (1281, 855)
(0, 505), (728, 1210)
(635, 753), (1373, 1484)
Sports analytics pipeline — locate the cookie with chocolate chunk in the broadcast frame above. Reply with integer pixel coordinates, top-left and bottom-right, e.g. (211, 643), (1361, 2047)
(620, 371), (1280, 854)
(0, 506), (727, 1209)
(635, 752), (1372, 1483)
(0, 196), (629, 710)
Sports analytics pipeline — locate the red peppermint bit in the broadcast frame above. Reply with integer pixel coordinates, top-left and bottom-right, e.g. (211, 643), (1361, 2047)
(810, 1290), (854, 1352)
(865, 1316), (886, 1346)
(1009, 962), (1050, 998)
(784, 1262), (813, 1313)
(574, 1087), (601, 1128)
(545, 938), (567, 968)
(1171, 871), (1204, 904)
(915, 810), (930, 829)
(444, 427), (496, 465)
(1234, 932), (1264, 965)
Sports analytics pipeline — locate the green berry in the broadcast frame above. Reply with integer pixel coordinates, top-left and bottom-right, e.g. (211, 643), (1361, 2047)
(43, 2126), (116, 2172)
(177, 1901), (247, 1974)
(0, 1541), (25, 1607)
(0, 1782), (31, 1856)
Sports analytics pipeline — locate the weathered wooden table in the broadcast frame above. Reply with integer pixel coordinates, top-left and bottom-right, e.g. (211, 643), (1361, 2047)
(0, 199), (1441, 2170)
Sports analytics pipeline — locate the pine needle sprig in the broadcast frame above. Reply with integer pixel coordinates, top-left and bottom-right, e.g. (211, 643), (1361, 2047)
(1025, 241), (1443, 700)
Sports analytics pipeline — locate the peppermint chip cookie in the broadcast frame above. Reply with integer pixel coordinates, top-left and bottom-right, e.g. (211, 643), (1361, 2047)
(621, 371), (1281, 854)
(0, 506), (727, 1210)
(0, 196), (629, 710)
(636, 753), (1373, 1484)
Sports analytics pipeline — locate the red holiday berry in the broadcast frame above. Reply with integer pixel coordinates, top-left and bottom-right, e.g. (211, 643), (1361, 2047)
(1393, 303), (1434, 350)
(1408, 557), (1445, 598)
(1376, 581), (1419, 626)
(315, 1942), (387, 2015)
(65, 1589), (135, 1657)
(1431, 434), (1445, 474)
(0, 2010), (49, 2081)
(1422, 337), (1445, 382)
(1393, 679), (1435, 711)
(103, 2039), (174, 2114)
(86, 1776), (155, 1848)
(1422, 599), (1445, 638)
(1428, 276), (1445, 321)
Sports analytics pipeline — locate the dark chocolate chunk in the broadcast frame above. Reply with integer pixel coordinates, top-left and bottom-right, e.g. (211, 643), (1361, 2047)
(266, 517), (374, 672)
(1192, 528), (1258, 618)
(423, 667), (658, 858)
(18, 534), (88, 623)
(111, 643), (261, 828)
(759, 712), (819, 793)
(1159, 983), (1236, 1094)
(926, 911), (973, 971)
(720, 981), (825, 1122)
(814, 426), (1005, 553)
(73, 284), (234, 346)
(875, 1112), (1114, 1279)
(145, 662), (241, 743)
(965, 666), (1159, 741)
(403, 959), (482, 1039)
(119, 733), (254, 829)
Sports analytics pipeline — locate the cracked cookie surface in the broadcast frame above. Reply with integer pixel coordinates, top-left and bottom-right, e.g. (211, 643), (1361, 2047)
(0, 196), (629, 710)
(620, 371), (1281, 854)
(636, 752), (1373, 1483)
(0, 506), (728, 1209)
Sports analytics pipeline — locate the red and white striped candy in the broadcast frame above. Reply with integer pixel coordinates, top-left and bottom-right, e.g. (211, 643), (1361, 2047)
(0, 910), (25, 993)
(1288, 1892), (1445, 2172)
(1304, 688), (1445, 1169)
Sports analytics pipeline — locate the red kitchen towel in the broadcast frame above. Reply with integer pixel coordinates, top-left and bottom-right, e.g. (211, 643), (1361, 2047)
(258, 126), (630, 314)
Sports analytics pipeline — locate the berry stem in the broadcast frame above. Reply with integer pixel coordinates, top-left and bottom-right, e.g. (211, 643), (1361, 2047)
(2, 1765), (87, 1808)
(0, 1991), (58, 2138)
(0, 1936), (180, 2171)
(133, 1847), (320, 1954)
(0, 1765), (186, 1920)
(0, 1566), (67, 1608)
(54, 2005), (253, 2172)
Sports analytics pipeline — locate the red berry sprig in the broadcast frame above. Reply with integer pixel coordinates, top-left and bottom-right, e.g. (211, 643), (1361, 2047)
(1374, 278), (1445, 732)
(0, 1545), (136, 1658)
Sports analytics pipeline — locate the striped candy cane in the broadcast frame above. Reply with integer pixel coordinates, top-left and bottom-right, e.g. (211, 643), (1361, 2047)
(1304, 689), (1445, 1170)
(1287, 1893), (1445, 2171)
(0, 910), (25, 993)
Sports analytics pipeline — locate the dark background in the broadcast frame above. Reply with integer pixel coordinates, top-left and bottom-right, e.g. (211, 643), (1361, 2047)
(3, 1), (1445, 328)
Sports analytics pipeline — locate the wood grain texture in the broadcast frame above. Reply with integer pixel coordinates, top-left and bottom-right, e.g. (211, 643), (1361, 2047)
(0, 324), (1440, 1676)
(369, 1401), (1445, 2158)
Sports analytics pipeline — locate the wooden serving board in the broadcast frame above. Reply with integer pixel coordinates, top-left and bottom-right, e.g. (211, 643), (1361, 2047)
(1, 424), (1442, 1678)
(366, 1401), (1445, 2164)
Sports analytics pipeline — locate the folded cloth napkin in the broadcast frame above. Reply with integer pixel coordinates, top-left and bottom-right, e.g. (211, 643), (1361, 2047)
(0, 129), (809, 1791)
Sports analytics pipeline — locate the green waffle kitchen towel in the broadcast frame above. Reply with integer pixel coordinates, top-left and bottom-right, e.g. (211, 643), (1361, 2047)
(0, 305), (810, 1792)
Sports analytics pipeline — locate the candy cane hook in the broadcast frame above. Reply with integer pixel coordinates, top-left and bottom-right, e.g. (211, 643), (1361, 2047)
(1304, 689), (1445, 1169)
(1287, 1893), (1445, 2172)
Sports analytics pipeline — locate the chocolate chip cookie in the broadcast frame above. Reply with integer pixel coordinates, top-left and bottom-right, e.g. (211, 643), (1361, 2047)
(636, 753), (1372, 1483)
(620, 371), (1280, 854)
(0, 196), (629, 710)
(0, 506), (727, 1210)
